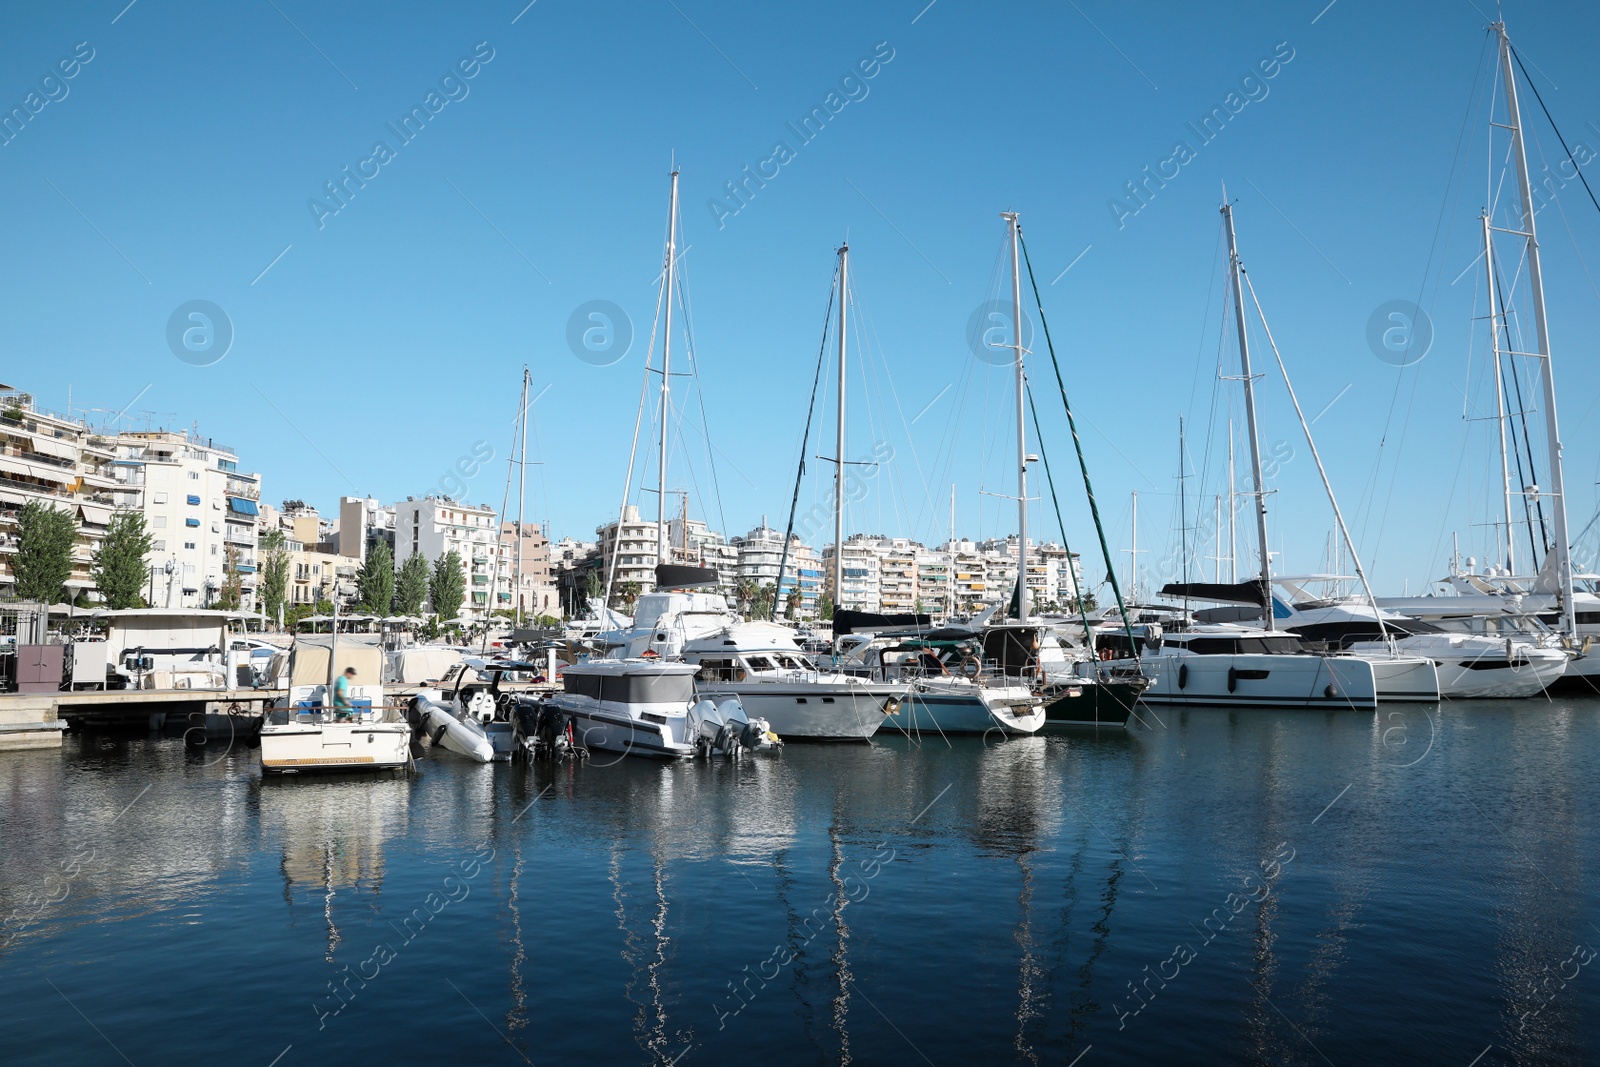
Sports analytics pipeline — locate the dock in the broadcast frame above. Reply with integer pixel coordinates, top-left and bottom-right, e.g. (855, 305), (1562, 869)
(0, 689), (277, 750)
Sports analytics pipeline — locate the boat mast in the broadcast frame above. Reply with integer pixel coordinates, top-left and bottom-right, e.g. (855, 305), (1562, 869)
(1227, 420), (1237, 582)
(832, 242), (848, 617)
(1481, 212), (1515, 575)
(1128, 490), (1139, 602)
(657, 169), (680, 568)
(514, 365), (529, 625)
(1003, 211), (1029, 622)
(1222, 200), (1275, 629)
(1495, 21), (1573, 632)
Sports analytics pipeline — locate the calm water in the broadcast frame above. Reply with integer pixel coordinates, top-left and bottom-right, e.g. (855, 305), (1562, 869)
(2, 698), (1597, 1066)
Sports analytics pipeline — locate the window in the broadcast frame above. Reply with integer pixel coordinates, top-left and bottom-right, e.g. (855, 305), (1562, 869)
(153, 515), (168, 529)
(152, 539), (165, 551)
(186, 494), (200, 505)
(153, 492), (168, 504)
(188, 471), (199, 481)
(184, 542), (196, 551)
(185, 517), (200, 528)
(211, 545), (218, 555)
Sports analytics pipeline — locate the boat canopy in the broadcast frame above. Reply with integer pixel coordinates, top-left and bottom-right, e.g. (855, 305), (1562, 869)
(290, 634), (384, 685)
(655, 564), (721, 590)
(1158, 579), (1269, 607)
(833, 609), (931, 635)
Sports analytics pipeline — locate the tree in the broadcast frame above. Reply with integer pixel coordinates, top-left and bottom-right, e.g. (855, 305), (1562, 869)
(356, 539), (396, 614)
(260, 529), (290, 626)
(735, 577), (759, 617)
(91, 509), (153, 609)
(819, 592), (835, 621)
(12, 499), (76, 603)
(215, 545), (244, 610)
(614, 581), (642, 612)
(785, 588), (802, 621)
(752, 582), (776, 620)
(394, 551), (429, 617)
(429, 550), (465, 623)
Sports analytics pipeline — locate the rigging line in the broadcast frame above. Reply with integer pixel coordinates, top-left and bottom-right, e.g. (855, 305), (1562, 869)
(1529, 128), (1600, 305)
(1510, 44), (1600, 219)
(1356, 30), (1491, 563)
(671, 245), (731, 541)
(604, 230), (670, 613)
(1357, 30), (1492, 552)
(1025, 382), (1096, 651)
(1244, 272), (1390, 643)
(1018, 231), (1138, 649)
(857, 279), (938, 540)
(1492, 254), (1549, 559)
(772, 270), (838, 619)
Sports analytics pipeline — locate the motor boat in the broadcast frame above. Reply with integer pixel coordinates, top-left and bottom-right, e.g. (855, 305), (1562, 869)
(551, 658), (779, 759)
(259, 634), (411, 773)
(413, 658), (550, 762)
(680, 621), (903, 740)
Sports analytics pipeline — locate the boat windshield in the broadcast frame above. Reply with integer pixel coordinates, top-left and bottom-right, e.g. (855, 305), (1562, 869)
(1171, 635), (1307, 655)
(564, 672), (695, 703)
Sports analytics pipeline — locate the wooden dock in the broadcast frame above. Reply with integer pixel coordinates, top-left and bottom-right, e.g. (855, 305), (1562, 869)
(0, 689), (276, 750)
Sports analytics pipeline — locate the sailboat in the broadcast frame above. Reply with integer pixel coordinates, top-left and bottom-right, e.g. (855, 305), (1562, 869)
(1373, 20), (1586, 692)
(860, 218), (1045, 736)
(553, 168), (776, 758)
(1115, 201), (1388, 709)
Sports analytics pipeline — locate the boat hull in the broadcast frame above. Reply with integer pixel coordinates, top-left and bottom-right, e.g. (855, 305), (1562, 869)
(1040, 680), (1143, 727)
(417, 698), (496, 763)
(1353, 655), (1441, 702)
(882, 685), (1045, 736)
(694, 683), (897, 741)
(554, 697), (695, 759)
(259, 721), (411, 773)
(1130, 653), (1378, 710)
(1433, 653), (1569, 698)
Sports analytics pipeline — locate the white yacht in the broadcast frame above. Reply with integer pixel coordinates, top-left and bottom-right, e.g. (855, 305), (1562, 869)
(1254, 576), (1564, 699)
(259, 634), (411, 774)
(1098, 622), (1380, 710)
(680, 621), (903, 740)
(552, 658), (778, 759)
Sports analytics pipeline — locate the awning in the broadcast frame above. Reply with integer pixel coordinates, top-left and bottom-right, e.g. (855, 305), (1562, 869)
(78, 503), (113, 527)
(0, 454), (67, 482)
(29, 436), (78, 461)
(227, 496), (258, 515)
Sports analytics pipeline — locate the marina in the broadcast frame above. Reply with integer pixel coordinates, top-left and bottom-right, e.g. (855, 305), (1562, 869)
(4, 5), (1600, 1064)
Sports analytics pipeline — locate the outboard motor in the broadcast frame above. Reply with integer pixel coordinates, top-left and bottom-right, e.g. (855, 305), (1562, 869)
(717, 697), (781, 755)
(405, 696), (428, 759)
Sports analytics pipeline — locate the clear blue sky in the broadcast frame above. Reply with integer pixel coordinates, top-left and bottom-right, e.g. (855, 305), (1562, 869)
(7, 0), (1600, 595)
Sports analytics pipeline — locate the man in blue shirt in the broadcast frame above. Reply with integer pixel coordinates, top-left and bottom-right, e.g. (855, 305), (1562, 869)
(332, 666), (357, 719)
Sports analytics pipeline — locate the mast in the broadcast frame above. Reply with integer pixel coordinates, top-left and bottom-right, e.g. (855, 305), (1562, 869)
(1495, 22), (1574, 632)
(1482, 212), (1515, 574)
(832, 242), (848, 616)
(1128, 491), (1139, 602)
(1178, 416), (1188, 586)
(1004, 211), (1029, 621)
(1227, 420), (1237, 582)
(948, 483), (956, 617)
(1222, 200), (1275, 628)
(514, 365), (529, 625)
(657, 169), (679, 568)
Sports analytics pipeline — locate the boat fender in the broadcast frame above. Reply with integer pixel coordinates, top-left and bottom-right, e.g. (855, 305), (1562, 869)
(430, 724), (449, 746)
(960, 657), (981, 679)
(1177, 664), (1188, 690)
(1227, 666), (1238, 693)
(1325, 684), (1335, 699)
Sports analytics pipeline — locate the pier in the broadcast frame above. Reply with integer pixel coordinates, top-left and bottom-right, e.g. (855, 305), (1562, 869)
(0, 689), (276, 750)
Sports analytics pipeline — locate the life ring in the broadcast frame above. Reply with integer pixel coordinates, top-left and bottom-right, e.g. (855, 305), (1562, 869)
(960, 657), (981, 679)
(1178, 663), (1188, 690)
(1227, 666), (1238, 693)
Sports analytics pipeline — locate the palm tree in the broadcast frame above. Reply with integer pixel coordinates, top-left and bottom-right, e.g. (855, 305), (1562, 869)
(785, 588), (802, 621)
(735, 577), (759, 618)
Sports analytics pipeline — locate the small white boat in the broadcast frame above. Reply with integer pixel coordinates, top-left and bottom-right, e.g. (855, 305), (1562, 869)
(552, 658), (778, 759)
(412, 658), (546, 762)
(259, 635), (410, 774)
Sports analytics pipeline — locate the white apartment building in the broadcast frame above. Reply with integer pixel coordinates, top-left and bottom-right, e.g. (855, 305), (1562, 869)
(396, 496), (500, 620)
(338, 496), (397, 563)
(732, 521), (820, 619)
(821, 536), (882, 613)
(108, 429), (260, 612)
(597, 505), (663, 594)
(0, 385), (119, 600)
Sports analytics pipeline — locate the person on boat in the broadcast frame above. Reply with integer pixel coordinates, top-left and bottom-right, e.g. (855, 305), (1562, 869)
(332, 666), (357, 719)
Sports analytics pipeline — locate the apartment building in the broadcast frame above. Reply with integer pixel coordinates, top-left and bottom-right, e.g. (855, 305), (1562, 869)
(107, 429), (260, 611)
(496, 520), (557, 618)
(731, 521), (820, 618)
(0, 385), (119, 600)
(396, 496), (500, 620)
(597, 505), (663, 595)
(337, 496), (397, 563)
